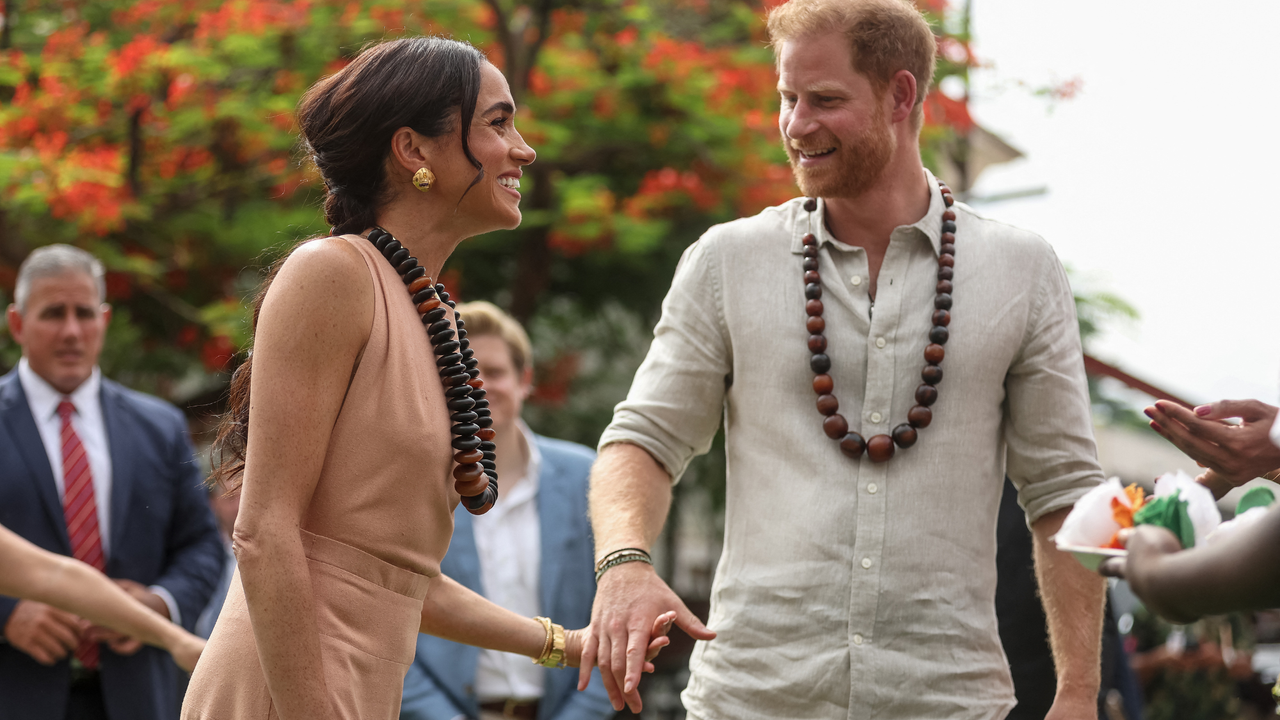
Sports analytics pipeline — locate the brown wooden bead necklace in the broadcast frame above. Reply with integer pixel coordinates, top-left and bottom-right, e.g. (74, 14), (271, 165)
(366, 227), (499, 514)
(802, 180), (955, 463)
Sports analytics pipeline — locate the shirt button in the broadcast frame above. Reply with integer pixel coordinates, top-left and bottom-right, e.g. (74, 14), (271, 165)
(851, 275), (863, 286)
(867, 483), (878, 494)
(870, 412), (882, 423)
(861, 557), (872, 569)
(875, 337), (886, 349)
(853, 634), (864, 646)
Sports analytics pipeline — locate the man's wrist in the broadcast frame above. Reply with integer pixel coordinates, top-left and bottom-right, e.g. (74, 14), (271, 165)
(594, 548), (653, 583)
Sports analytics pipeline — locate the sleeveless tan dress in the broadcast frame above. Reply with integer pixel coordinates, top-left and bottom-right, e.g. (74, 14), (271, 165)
(182, 235), (459, 720)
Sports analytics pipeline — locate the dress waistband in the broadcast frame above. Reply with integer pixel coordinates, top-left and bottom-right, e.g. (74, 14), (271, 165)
(300, 529), (432, 601)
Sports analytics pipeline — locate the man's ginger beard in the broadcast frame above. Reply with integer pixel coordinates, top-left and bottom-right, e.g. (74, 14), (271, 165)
(785, 100), (895, 201)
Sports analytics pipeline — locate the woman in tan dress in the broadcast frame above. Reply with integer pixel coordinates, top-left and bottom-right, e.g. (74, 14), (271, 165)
(181, 37), (670, 720)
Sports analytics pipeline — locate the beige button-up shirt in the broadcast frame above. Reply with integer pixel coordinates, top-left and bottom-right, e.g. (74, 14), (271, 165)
(599, 173), (1103, 720)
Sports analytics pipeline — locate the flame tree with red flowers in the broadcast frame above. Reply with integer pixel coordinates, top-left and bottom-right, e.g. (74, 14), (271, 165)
(0, 0), (978, 433)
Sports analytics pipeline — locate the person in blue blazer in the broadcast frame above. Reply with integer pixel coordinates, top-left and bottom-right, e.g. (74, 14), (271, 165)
(0, 245), (224, 720)
(401, 302), (613, 720)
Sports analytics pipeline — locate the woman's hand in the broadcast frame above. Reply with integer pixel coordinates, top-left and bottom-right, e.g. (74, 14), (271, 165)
(565, 610), (676, 674)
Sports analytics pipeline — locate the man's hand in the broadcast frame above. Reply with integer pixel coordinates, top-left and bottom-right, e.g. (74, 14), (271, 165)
(115, 578), (170, 619)
(579, 561), (716, 713)
(3, 600), (82, 665)
(1145, 399), (1280, 485)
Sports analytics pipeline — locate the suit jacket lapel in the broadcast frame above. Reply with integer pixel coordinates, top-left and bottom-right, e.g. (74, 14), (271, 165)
(100, 380), (136, 557)
(449, 508), (484, 595)
(0, 372), (71, 553)
(537, 440), (571, 620)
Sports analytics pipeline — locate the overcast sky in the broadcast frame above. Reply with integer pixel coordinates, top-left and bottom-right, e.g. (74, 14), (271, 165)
(965, 0), (1279, 408)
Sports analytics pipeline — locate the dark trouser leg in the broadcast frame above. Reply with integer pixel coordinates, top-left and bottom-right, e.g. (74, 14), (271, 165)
(66, 674), (110, 720)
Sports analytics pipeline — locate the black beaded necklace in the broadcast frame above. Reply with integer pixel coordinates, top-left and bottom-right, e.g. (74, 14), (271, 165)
(366, 227), (499, 515)
(802, 180), (955, 463)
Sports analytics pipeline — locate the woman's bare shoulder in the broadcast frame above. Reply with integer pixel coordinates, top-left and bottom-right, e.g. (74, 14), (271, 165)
(258, 236), (374, 352)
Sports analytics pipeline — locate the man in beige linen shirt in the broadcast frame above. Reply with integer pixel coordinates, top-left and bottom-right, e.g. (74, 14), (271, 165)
(580, 2), (1108, 719)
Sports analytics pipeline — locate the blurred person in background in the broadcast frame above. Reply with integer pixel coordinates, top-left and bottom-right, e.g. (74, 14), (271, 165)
(400, 301), (612, 720)
(0, 244), (225, 720)
(583, 1), (1109, 718)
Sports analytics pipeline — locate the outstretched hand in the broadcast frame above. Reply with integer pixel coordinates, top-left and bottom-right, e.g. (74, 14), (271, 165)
(579, 562), (716, 713)
(1145, 399), (1280, 486)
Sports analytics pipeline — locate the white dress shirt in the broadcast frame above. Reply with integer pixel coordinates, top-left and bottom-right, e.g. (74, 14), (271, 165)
(18, 358), (113, 554)
(600, 173), (1103, 720)
(16, 358), (181, 623)
(472, 421), (545, 701)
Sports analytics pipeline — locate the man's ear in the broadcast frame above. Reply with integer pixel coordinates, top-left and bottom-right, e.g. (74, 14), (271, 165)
(100, 303), (112, 327)
(389, 126), (434, 176)
(6, 304), (23, 344)
(518, 364), (534, 400)
(888, 69), (918, 124)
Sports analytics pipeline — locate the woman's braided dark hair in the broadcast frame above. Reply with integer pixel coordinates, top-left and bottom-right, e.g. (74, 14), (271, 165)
(209, 37), (486, 492)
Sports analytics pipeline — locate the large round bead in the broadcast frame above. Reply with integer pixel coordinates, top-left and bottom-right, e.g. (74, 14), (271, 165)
(936, 280), (953, 295)
(451, 435), (481, 451)
(915, 384), (938, 407)
(934, 293), (952, 311)
(802, 232), (817, 246)
(810, 354), (831, 373)
(892, 424), (918, 448)
(938, 254), (955, 268)
(822, 414), (849, 439)
(453, 449), (484, 464)
(806, 316), (825, 334)
(812, 374), (834, 394)
(924, 343), (945, 364)
(929, 326), (949, 345)
(937, 266), (953, 281)
(921, 365), (943, 385)
(803, 257), (819, 272)
(932, 309), (950, 327)
(805, 283), (822, 300)
(816, 394), (839, 416)
(806, 299), (824, 316)
(803, 198), (817, 212)
(804, 270), (821, 284)
(839, 432), (866, 458)
(866, 434), (896, 462)
(907, 405), (933, 428)
(808, 335), (827, 353)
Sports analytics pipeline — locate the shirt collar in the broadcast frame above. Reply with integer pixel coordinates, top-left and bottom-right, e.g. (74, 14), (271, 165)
(17, 357), (102, 422)
(788, 167), (947, 257)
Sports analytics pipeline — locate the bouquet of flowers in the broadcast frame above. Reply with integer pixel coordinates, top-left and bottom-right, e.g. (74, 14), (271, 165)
(1054, 471), (1223, 570)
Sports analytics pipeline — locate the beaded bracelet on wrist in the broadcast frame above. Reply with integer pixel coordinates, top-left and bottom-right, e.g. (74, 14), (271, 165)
(594, 552), (653, 583)
(801, 181), (956, 463)
(364, 227), (498, 515)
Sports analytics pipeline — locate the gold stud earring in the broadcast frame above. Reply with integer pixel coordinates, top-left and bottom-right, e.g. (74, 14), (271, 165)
(412, 167), (435, 192)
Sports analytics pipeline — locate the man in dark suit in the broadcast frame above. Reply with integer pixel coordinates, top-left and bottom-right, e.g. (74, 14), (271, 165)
(401, 301), (613, 720)
(0, 244), (224, 720)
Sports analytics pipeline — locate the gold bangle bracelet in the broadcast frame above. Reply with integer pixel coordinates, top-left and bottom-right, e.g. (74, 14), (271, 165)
(532, 616), (566, 668)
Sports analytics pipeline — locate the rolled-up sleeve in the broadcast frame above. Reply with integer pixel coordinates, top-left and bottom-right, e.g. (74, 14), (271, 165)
(598, 235), (732, 484)
(1003, 242), (1104, 524)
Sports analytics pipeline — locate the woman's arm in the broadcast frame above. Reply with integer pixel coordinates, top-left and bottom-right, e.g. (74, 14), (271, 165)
(0, 523), (205, 671)
(232, 238), (374, 720)
(418, 574), (673, 671)
(1102, 506), (1280, 623)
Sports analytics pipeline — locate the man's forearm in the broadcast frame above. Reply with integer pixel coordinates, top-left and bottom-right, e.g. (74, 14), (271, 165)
(588, 443), (673, 558)
(1031, 507), (1105, 700)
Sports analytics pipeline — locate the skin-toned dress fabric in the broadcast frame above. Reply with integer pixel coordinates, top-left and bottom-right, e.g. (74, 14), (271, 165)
(182, 235), (458, 720)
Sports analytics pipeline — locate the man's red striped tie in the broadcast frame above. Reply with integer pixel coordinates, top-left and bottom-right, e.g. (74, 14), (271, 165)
(58, 399), (104, 669)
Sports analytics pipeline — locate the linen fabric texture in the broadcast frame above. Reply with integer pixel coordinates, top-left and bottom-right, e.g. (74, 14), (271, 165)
(598, 172), (1104, 720)
(183, 235), (458, 720)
